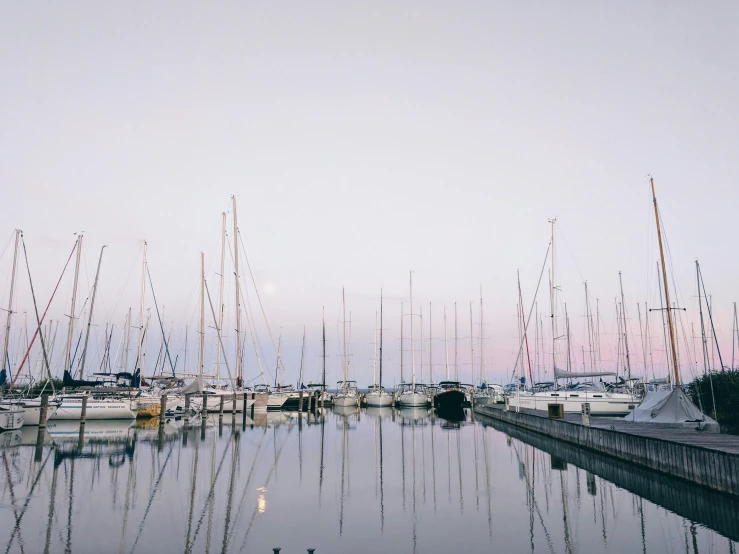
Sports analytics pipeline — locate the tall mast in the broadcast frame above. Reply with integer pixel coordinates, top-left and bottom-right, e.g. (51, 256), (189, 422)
(517, 273), (532, 384)
(549, 219), (557, 376)
(400, 302), (404, 383)
(233, 196), (242, 387)
(651, 178), (680, 384)
(420, 305), (423, 384)
(199, 252), (205, 377)
(656, 261), (672, 382)
(299, 326), (306, 388)
(410, 271), (415, 388)
(618, 271), (632, 380)
(379, 291), (383, 388)
(469, 301), (474, 384)
(64, 234), (83, 373)
(372, 312), (377, 385)
(123, 308), (131, 372)
(733, 302), (737, 370)
(322, 307), (326, 388)
(479, 288), (484, 384)
(637, 304), (648, 382)
(342, 287), (347, 392)
(429, 302), (432, 384)
(136, 241), (146, 372)
(2, 230), (20, 373)
(216, 212), (226, 387)
(444, 307), (449, 380)
(454, 302), (458, 381)
(79, 245), (106, 379)
(565, 303), (571, 372)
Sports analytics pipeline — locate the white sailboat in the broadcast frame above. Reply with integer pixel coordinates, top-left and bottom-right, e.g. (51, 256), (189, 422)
(399, 272), (429, 407)
(366, 293), (393, 407)
(509, 220), (638, 416)
(335, 288), (359, 407)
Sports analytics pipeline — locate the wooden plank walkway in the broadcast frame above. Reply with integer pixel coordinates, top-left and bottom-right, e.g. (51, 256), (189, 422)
(484, 404), (739, 454)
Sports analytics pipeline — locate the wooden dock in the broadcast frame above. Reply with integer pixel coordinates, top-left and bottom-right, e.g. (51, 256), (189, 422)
(474, 403), (739, 496)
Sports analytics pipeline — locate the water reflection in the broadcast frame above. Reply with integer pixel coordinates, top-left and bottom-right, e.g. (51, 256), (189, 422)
(1, 407), (738, 553)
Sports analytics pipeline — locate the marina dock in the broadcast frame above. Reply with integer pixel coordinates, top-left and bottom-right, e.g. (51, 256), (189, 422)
(474, 403), (739, 496)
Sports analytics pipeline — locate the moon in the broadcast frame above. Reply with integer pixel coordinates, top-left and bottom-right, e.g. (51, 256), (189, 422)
(264, 283), (277, 295)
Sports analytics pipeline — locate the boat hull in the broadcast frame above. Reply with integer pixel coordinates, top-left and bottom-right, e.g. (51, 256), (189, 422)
(365, 393), (394, 407)
(398, 392), (428, 407)
(334, 394), (359, 407)
(0, 406), (24, 430)
(508, 392), (638, 416)
(50, 398), (138, 420)
(434, 389), (465, 411)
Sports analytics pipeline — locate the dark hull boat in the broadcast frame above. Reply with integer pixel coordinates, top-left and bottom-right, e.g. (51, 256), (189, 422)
(434, 381), (466, 412)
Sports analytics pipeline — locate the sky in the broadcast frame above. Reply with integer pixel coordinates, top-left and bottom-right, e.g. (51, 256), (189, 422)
(1, 2), (738, 387)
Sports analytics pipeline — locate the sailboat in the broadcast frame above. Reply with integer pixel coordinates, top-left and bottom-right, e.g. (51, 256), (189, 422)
(335, 287), (359, 407)
(398, 272), (429, 407)
(435, 306), (466, 412)
(306, 307), (334, 406)
(366, 291), (393, 407)
(52, 235), (138, 421)
(508, 221), (638, 416)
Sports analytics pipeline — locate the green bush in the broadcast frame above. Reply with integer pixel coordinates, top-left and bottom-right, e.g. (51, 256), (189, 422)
(687, 370), (739, 423)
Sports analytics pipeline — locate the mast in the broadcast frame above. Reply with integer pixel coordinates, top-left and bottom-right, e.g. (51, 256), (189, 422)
(2, 229), (20, 373)
(420, 306), (423, 384)
(299, 326), (306, 388)
(479, 288), (484, 385)
(379, 290), (383, 388)
(444, 307), (449, 380)
(651, 178), (680, 385)
(733, 302), (738, 370)
(618, 271), (632, 380)
(136, 241), (146, 372)
(233, 196), (243, 388)
(199, 252), (205, 377)
(79, 245), (106, 379)
(216, 212), (226, 387)
(410, 271), (415, 388)
(517, 273), (533, 384)
(429, 302), (432, 384)
(342, 287), (347, 392)
(372, 312), (377, 385)
(322, 307), (326, 388)
(637, 303), (648, 382)
(565, 303), (571, 372)
(400, 302), (404, 383)
(469, 301), (474, 385)
(454, 302), (458, 381)
(123, 308), (131, 372)
(549, 219), (557, 377)
(656, 261), (672, 382)
(64, 234), (83, 373)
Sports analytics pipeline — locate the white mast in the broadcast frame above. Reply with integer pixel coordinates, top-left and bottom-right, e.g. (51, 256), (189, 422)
(550, 219), (557, 379)
(216, 212), (226, 387)
(410, 271), (415, 388)
(373, 311), (378, 385)
(122, 308), (131, 372)
(480, 285), (484, 385)
(400, 302), (404, 382)
(454, 302), (458, 381)
(79, 245), (106, 379)
(429, 302), (432, 384)
(233, 196), (242, 387)
(135, 241), (147, 372)
(420, 305), (423, 384)
(342, 287), (348, 392)
(64, 234), (83, 374)
(2, 230), (20, 373)
(199, 252), (205, 377)
(469, 301), (474, 384)
(444, 306), (449, 380)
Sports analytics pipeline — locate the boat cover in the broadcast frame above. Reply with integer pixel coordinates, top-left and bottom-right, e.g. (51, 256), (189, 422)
(0, 369), (6, 387)
(623, 387), (718, 426)
(554, 367), (617, 379)
(180, 376), (204, 395)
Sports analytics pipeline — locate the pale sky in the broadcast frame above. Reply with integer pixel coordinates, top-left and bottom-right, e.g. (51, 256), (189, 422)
(1, 2), (738, 387)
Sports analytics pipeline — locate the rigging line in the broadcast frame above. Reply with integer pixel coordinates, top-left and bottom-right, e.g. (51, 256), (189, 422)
(236, 228), (288, 377)
(0, 230), (15, 266)
(145, 264), (176, 376)
(512, 242), (551, 376)
(10, 238), (76, 387)
(224, 234), (268, 385)
(204, 277), (236, 388)
(698, 264), (726, 371)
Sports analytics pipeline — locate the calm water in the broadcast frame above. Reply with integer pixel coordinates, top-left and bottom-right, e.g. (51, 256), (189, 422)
(1, 408), (738, 554)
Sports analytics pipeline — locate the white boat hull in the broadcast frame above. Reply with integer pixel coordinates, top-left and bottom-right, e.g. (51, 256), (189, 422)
(365, 393), (394, 407)
(334, 394), (359, 407)
(0, 406), (24, 430)
(398, 392), (429, 407)
(267, 393), (289, 411)
(50, 398), (138, 420)
(508, 391), (638, 416)
(0, 399), (59, 426)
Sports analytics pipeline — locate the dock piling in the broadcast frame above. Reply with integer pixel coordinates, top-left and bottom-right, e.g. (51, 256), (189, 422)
(581, 402), (591, 427)
(219, 395), (225, 416)
(202, 393), (208, 418)
(39, 394), (49, 428)
(160, 395), (168, 423)
(184, 394), (191, 420)
(80, 395), (88, 423)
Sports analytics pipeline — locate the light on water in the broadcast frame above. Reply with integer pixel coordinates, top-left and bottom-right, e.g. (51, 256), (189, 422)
(1, 409), (738, 553)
